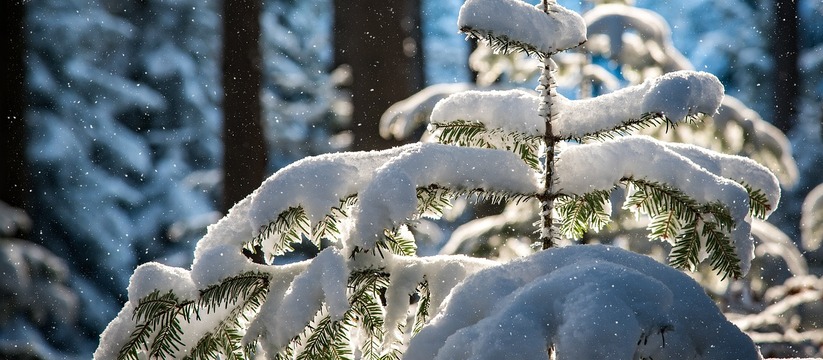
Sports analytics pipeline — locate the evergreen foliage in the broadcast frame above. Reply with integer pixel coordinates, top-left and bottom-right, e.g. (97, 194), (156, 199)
(98, 0), (780, 358)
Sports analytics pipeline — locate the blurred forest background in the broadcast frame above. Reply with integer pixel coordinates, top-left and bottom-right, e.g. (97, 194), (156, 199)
(2, 0), (823, 358)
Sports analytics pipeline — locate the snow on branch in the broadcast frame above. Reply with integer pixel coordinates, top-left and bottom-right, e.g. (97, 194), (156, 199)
(246, 247), (348, 353)
(554, 70), (724, 139)
(554, 136), (756, 275)
(428, 71), (723, 143)
(380, 255), (496, 351)
(430, 89), (544, 137)
(405, 245), (761, 360)
(664, 141), (780, 218)
(351, 143), (540, 250)
(458, 0), (586, 56)
(380, 82), (475, 140)
(713, 96), (798, 187)
(248, 145), (413, 240)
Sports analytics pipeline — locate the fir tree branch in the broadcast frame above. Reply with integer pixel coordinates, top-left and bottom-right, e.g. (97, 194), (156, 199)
(555, 190), (612, 239)
(702, 221), (743, 279)
(412, 281), (431, 335)
(460, 27), (585, 59)
(669, 224), (701, 271)
(621, 178), (742, 279)
(296, 309), (354, 360)
(348, 270), (392, 360)
(568, 113), (700, 143)
(118, 291), (197, 360)
(742, 183), (771, 219)
(249, 196), (357, 257)
(185, 272), (270, 359)
(378, 228), (418, 257)
(431, 120), (542, 170)
(647, 210), (682, 242)
(416, 184), (536, 220)
(461, 28), (544, 58)
(198, 273), (271, 313)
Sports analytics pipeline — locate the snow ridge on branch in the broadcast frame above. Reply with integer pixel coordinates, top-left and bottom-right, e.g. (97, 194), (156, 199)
(429, 70), (724, 141)
(458, 0), (586, 56)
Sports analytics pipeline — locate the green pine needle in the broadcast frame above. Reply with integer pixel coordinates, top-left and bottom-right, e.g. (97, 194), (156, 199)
(296, 310), (354, 360)
(379, 228), (418, 256)
(669, 223), (701, 272)
(555, 190), (612, 239)
(742, 183), (771, 219)
(459, 27), (584, 58)
(413, 281), (431, 335)
(119, 291), (196, 360)
(570, 113), (702, 143)
(184, 272), (270, 359)
(249, 196), (357, 258)
(702, 221), (743, 279)
(647, 210), (682, 242)
(622, 178), (741, 279)
(430, 120), (542, 171)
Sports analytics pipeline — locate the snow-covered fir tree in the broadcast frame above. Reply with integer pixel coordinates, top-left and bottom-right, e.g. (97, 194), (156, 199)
(96, 0), (782, 358)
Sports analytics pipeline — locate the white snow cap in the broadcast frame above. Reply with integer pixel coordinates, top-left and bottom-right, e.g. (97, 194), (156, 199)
(554, 70), (724, 138)
(351, 143), (540, 249)
(555, 135), (756, 274)
(430, 88), (543, 136)
(458, 0), (586, 55)
(127, 262), (197, 303)
(584, 3), (693, 73)
(404, 245), (762, 360)
(249, 145), (413, 237)
(266, 247), (349, 350)
(429, 71), (724, 141)
(381, 254), (497, 351)
(664, 141), (780, 217)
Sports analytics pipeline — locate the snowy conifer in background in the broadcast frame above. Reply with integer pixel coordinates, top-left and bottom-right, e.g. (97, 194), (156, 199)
(96, 0), (780, 358)
(23, 1), (223, 357)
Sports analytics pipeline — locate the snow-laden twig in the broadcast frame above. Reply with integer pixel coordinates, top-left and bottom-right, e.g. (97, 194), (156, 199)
(458, 0), (586, 56)
(554, 135), (775, 275)
(351, 143), (540, 249)
(429, 70), (724, 141)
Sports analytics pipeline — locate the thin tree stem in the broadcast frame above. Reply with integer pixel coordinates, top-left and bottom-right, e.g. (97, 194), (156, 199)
(539, 55), (558, 249)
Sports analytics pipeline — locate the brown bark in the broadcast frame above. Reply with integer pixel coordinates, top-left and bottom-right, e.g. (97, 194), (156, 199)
(221, 0), (267, 213)
(333, 0), (425, 151)
(1, 1), (30, 213)
(771, 0), (800, 133)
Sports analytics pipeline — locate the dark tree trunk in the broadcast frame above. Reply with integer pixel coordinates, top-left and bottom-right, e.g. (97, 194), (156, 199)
(221, 0), (267, 213)
(2, 1), (29, 213)
(334, 0), (425, 151)
(771, 0), (800, 133)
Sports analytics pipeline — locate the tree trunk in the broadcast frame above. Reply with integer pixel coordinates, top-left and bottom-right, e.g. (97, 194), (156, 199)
(333, 0), (425, 151)
(221, 0), (267, 213)
(771, 0), (799, 133)
(1, 0), (29, 214)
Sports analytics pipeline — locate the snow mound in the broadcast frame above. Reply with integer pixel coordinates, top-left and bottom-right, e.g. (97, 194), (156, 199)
(405, 244), (761, 360)
(458, 0), (586, 55)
